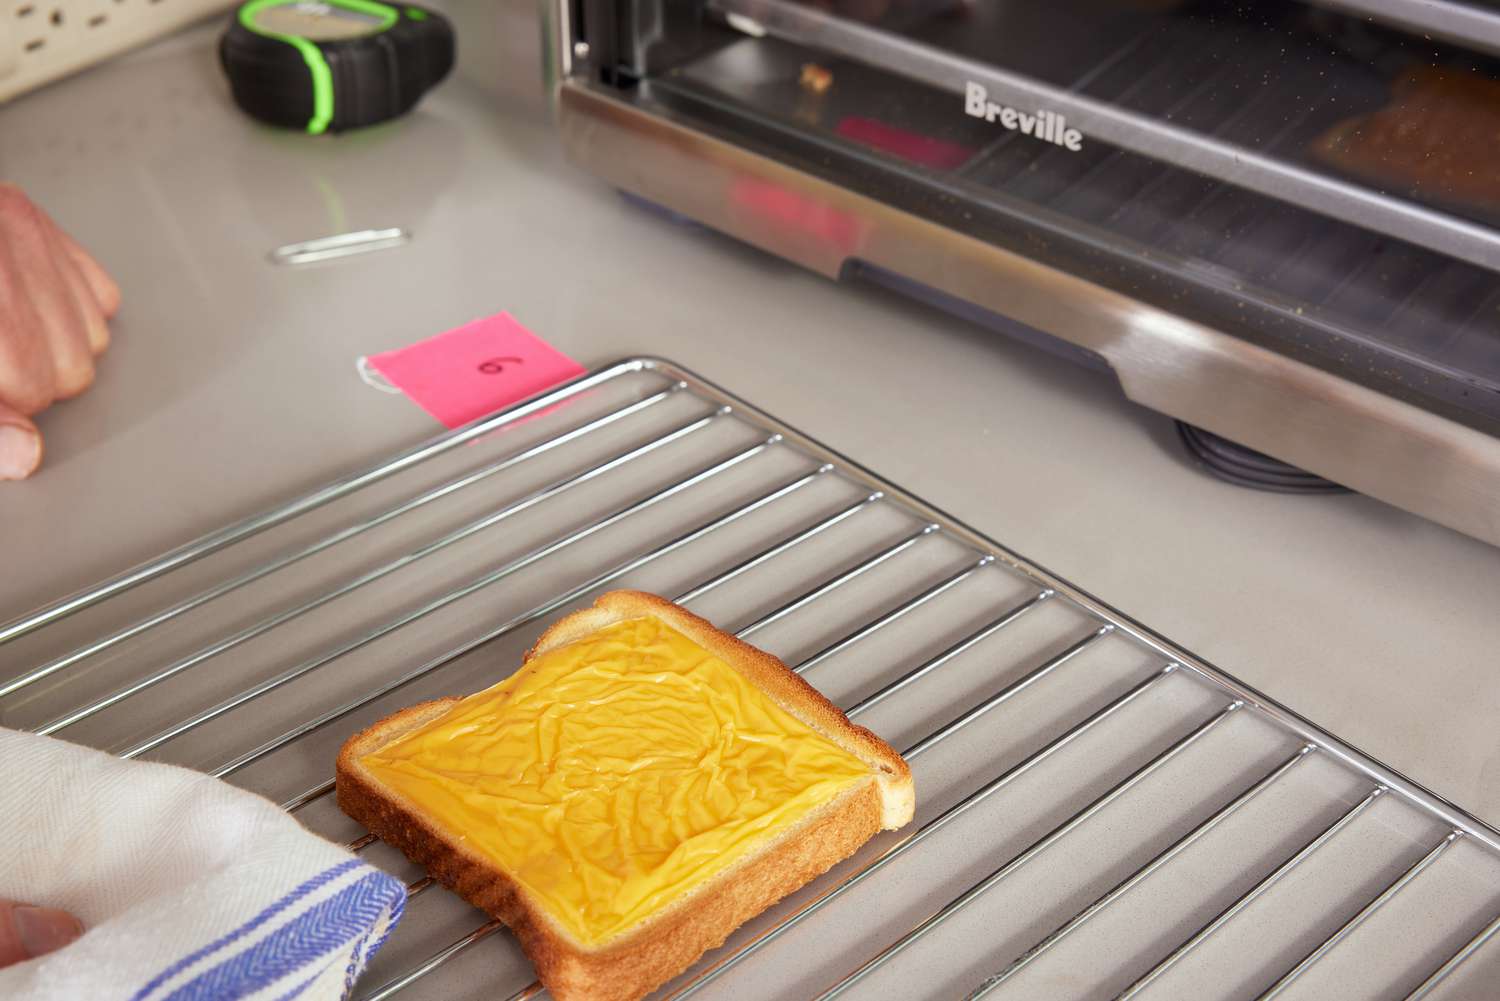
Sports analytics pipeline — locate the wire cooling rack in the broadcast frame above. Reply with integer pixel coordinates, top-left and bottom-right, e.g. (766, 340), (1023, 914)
(3, 358), (1498, 1001)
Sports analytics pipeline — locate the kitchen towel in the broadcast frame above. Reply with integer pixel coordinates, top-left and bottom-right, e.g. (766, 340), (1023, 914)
(0, 727), (404, 1001)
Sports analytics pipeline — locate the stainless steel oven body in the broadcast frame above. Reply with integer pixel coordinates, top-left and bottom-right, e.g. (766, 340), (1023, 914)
(540, 0), (1500, 547)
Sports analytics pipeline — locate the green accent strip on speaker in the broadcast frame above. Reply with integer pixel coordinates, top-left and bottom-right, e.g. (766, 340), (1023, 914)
(237, 0), (400, 134)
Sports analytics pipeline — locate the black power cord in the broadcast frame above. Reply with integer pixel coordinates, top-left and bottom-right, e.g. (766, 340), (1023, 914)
(1175, 421), (1351, 494)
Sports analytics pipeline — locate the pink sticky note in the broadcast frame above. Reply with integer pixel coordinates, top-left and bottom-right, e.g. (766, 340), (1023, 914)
(368, 313), (586, 429)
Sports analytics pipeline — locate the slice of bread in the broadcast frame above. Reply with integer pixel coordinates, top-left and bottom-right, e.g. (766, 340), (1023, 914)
(336, 590), (914, 1001)
(1312, 66), (1500, 212)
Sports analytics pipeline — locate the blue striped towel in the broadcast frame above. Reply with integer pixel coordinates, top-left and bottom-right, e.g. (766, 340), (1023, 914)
(0, 728), (405, 1000)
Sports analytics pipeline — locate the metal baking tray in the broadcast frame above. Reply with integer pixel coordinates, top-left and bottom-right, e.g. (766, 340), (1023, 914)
(3, 358), (1498, 1000)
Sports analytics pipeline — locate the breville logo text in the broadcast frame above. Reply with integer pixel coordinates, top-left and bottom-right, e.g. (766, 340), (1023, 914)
(964, 82), (1082, 151)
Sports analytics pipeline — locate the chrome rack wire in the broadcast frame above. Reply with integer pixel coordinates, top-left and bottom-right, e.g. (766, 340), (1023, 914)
(4, 357), (1499, 1001)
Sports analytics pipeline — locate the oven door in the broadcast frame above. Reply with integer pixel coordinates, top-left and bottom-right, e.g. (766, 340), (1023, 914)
(555, 0), (1500, 546)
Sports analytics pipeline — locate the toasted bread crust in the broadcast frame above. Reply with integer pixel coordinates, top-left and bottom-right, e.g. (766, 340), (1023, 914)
(336, 592), (915, 1001)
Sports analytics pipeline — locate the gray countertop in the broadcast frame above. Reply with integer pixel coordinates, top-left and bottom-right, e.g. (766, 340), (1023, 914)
(2, 14), (1498, 842)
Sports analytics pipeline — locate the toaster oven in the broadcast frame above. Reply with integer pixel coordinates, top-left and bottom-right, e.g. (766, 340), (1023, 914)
(544, 0), (1500, 546)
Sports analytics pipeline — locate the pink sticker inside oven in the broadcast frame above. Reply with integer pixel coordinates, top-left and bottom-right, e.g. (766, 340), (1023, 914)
(835, 116), (975, 171)
(366, 313), (586, 429)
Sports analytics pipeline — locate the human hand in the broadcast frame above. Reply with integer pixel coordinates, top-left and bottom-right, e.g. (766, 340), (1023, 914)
(0, 899), (83, 967)
(0, 183), (121, 480)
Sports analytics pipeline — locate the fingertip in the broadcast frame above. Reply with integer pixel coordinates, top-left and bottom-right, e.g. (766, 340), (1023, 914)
(0, 382), (53, 418)
(0, 414), (43, 480)
(62, 239), (121, 319)
(91, 267), (122, 319)
(55, 240), (112, 354)
(92, 316), (113, 354)
(12, 906), (82, 958)
(34, 203), (121, 319)
(50, 361), (95, 401)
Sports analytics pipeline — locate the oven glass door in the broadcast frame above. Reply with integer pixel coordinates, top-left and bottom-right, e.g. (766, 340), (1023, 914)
(583, 0), (1500, 432)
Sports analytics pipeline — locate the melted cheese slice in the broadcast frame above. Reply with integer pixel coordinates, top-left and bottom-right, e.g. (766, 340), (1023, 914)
(359, 615), (873, 946)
